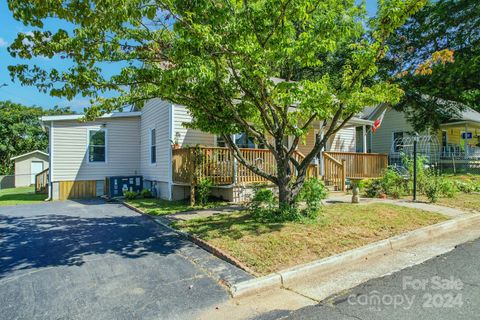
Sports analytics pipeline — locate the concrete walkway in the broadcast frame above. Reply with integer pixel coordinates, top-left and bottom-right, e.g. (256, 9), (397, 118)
(324, 193), (468, 218)
(161, 194), (469, 224)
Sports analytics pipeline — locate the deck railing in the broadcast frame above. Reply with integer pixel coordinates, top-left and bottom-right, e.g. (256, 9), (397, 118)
(325, 151), (388, 179)
(172, 148), (387, 192)
(172, 147), (317, 186)
(35, 168), (49, 194)
(323, 153), (346, 191)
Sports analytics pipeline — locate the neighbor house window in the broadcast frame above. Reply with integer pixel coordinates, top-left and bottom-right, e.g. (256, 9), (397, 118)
(217, 133), (266, 149)
(393, 131), (404, 152)
(216, 135), (226, 147)
(88, 129), (106, 162)
(235, 132), (256, 148)
(150, 128), (156, 164)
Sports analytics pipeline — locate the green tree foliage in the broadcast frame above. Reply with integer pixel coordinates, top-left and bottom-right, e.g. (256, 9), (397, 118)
(7, 0), (424, 207)
(0, 101), (72, 175)
(381, 0), (480, 131)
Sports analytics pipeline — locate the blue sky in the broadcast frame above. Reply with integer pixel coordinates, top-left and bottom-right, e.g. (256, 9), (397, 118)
(0, 1), (378, 112)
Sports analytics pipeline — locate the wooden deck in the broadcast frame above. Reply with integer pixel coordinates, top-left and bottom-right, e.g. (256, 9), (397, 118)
(172, 147), (388, 191)
(35, 168), (49, 194)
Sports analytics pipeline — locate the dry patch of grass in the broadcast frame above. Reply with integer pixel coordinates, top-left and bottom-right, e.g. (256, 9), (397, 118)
(432, 193), (480, 213)
(127, 198), (229, 215)
(174, 203), (448, 275)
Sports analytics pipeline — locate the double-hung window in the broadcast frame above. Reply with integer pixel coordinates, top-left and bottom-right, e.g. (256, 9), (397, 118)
(88, 129), (106, 163)
(150, 128), (156, 164)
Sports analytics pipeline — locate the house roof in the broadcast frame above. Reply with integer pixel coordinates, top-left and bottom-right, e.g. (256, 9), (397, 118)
(358, 106), (380, 120)
(41, 111), (142, 122)
(10, 150), (49, 161)
(449, 107), (480, 123)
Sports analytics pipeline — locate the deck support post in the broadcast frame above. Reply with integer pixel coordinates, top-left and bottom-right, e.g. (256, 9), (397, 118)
(190, 147), (197, 207)
(231, 134), (238, 185)
(341, 159), (346, 192)
(362, 125), (367, 153)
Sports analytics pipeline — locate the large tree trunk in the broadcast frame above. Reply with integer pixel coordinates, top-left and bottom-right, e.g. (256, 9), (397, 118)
(276, 157), (298, 209)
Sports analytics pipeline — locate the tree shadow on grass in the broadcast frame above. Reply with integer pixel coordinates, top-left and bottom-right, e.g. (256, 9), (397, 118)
(173, 212), (286, 241)
(0, 212), (188, 278)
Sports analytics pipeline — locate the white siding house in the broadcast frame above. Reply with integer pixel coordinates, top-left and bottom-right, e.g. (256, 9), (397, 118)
(42, 99), (378, 201)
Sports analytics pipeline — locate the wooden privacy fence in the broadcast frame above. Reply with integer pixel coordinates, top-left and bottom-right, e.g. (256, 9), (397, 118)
(172, 147), (318, 186)
(325, 152), (388, 179)
(35, 168), (49, 194)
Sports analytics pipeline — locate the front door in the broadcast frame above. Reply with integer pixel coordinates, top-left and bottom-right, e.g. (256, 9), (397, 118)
(31, 161), (44, 184)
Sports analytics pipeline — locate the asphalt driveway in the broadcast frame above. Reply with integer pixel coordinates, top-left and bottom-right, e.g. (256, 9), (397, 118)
(0, 200), (248, 320)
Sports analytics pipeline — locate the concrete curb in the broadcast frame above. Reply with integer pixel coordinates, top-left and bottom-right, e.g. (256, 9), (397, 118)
(119, 200), (259, 278)
(230, 214), (480, 298)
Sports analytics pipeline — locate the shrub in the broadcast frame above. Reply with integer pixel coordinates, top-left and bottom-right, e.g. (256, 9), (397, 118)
(298, 178), (328, 218)
(249, 187), (276, 219)
(363, 179), (383, 198)
(123, 191), (137, 200)
(389, 185), (405, 199)
(454, 180), (476, 193)
(381, 168), (406, 197)
(424, 177), (441, 203)
(402, 155), (428, 194)
(438, 179), (457, 198)
(196, 178), (213, 206)
(140, 188), (153, 199)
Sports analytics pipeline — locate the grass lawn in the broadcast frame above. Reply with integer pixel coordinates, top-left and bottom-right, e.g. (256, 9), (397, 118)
(443, 174), (480, 183)
(126, 198), (229, 215)
(174, 203), (448, 275)
(0, 186), (47, 206)
(429, 193), (480, 213)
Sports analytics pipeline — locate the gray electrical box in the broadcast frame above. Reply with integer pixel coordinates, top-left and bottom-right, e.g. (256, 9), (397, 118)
(106, 176), (143, 198)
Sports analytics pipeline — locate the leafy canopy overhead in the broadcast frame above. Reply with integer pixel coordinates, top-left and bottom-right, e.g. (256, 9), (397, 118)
(381, 0), (480, 131)
(0, 101), (72, 175)
(7, 0), (425, 206)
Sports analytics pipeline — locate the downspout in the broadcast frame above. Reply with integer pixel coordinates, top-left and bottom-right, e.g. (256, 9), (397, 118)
(45, 121), (53, 201)
(168, 103), (174, 200)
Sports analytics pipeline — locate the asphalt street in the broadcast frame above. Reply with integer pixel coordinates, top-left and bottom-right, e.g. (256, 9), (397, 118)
(274, 237), (480, 320)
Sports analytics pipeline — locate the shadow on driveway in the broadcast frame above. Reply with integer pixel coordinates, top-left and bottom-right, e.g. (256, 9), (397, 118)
(0, 200), (236, 320)
(0, 212), (184, 277)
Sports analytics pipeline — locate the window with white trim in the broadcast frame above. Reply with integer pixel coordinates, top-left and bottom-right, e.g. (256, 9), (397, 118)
(88, 129), (106, 162)
(150, 128), (156, 164)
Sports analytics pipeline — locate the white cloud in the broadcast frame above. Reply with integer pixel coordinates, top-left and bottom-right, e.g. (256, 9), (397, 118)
(0, 38), (8, 47)
(57, 98), (91, 113)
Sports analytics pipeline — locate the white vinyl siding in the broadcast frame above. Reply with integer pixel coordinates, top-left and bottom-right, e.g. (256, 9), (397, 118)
(140, 99), (171, 182)
(328, 127), (356, 152)
(173, 104), (215, 147)
(370, 108), (414, 154)
(50, 116), (140, 181)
